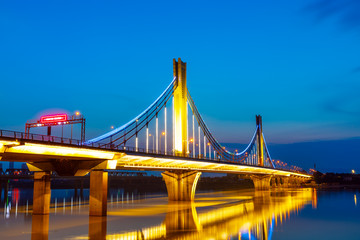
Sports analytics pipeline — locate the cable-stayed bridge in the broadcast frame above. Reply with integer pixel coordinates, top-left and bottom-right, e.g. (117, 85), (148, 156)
(0, 58), (311, 216)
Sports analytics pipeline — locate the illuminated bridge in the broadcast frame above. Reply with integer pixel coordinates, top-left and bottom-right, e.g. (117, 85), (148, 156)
(0, 58), (311, 216)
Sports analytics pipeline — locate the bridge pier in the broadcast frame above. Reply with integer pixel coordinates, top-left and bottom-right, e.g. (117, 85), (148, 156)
(271, 177), (278, 187)
(250, 175), (272, 190)
(280, 177), (290, 187)
(89, 170), (108, 216)
(33, 171), (51, 215)
(162, 171), (201, 201)
(291, 176), (303, 187)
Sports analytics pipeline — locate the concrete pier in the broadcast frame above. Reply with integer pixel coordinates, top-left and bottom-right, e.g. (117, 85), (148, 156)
(162, 171), (201, 201)
(250, 175), (272, 190)
(33, 172), (51, 215)
(89, 170), (108, 216)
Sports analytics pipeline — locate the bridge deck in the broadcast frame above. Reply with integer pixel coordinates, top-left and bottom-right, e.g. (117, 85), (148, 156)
(0, 135), (311, 178)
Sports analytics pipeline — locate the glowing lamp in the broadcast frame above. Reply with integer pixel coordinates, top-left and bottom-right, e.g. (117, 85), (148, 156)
(40, 114), (68, 124)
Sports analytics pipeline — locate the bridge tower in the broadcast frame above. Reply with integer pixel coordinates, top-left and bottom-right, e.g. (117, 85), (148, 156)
(256, 115), (264, 167)
(173, 58), (188, 155)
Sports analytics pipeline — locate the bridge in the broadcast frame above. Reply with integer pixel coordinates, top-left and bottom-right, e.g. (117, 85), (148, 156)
(0, 58), (311, 216)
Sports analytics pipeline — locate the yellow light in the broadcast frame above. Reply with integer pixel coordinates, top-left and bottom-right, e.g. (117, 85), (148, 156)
(111, 126), (114, 129)
(0, 140), (20, 146)
(190, 138), (193, 142)
(9, 143), (116, 160)
(207, 143), (210, 146)
(355, 194), (357, 206)
(107, 160), (117, 169)
(162, 132), (165, 136)
(149, 134), (152, 136)
(75, 111), (80, 116)
(352, 169), (355, 174)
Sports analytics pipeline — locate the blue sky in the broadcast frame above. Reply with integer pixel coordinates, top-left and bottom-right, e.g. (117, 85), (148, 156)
(1, 0), (360, 171)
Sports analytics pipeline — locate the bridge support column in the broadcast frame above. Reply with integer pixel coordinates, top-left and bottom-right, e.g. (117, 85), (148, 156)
(281, 177), (290, 187)
(89, 170), (108, 216)
(250, 175), (272, 190)
(33, 171), (51, 215)
(271, 177), (278, 187)
(291, 177), (302, 187)
(162, 171), (201, 201)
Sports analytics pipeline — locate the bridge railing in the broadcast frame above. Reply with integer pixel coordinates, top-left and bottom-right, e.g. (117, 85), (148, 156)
(0, 129), (83, 145)
(0, 129), (308, 174)
(0, 129), (225, 161)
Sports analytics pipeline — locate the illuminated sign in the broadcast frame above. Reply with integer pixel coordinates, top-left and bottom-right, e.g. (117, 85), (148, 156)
(40, 114), (68, 124)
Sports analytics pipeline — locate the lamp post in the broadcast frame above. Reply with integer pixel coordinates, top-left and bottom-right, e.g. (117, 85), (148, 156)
(149, 134), (154, 152)
(160, 131), (165, 153)
(208, 142), (211, 159)
(71, 111), (81, 139)
(190, 138), (194, 157)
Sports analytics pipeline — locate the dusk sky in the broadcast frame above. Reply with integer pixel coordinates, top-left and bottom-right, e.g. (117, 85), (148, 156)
(1, 0), (360, 172)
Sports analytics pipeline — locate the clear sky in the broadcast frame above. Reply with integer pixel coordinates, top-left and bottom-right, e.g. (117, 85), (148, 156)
(1, 0), (360, 171)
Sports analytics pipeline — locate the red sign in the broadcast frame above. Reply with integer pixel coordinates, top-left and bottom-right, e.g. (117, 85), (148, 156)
(40, 114), (68, 124)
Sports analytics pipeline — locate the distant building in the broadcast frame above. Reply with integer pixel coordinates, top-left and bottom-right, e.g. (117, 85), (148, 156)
(21, 163), (28, 170)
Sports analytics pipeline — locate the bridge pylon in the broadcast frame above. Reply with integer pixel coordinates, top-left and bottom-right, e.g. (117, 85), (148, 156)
(173, 58), (188, 156)
(256, 115), (264, 167)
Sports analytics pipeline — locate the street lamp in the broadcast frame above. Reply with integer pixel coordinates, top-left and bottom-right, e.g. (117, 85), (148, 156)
(149, 133), (154, 152)
(160, 131), (165, 153)
(207, 142), (211, 159)
(71, 111), (81, 139)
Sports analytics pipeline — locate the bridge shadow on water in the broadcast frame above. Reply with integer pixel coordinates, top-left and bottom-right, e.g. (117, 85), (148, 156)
(11, 188), (316, 240)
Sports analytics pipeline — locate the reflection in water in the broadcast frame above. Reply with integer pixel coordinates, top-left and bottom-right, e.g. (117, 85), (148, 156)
(312, 188), (317, 209)
(105, 189), (314, 240)
(355, 194), (357, 207)
(3, 185), (20, 219)
(31, 215), (49, 240)
(0, 187), (318, 240)
(89, 216), (107, 240)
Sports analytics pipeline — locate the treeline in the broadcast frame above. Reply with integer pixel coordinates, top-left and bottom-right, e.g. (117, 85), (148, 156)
(313, 171), (360, 185)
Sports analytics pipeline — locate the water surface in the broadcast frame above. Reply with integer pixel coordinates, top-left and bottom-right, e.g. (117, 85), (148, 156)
(0, 187), (359, 239)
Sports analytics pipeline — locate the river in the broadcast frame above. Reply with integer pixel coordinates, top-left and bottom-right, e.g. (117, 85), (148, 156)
(0, 185), (359, 239)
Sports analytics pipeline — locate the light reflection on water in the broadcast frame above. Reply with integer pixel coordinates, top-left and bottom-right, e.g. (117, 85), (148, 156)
(0, 188), (359, 239)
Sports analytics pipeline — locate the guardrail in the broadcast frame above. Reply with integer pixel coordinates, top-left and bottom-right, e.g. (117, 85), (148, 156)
(0, 129), (83, 145)
(0, 129), (308, 175)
